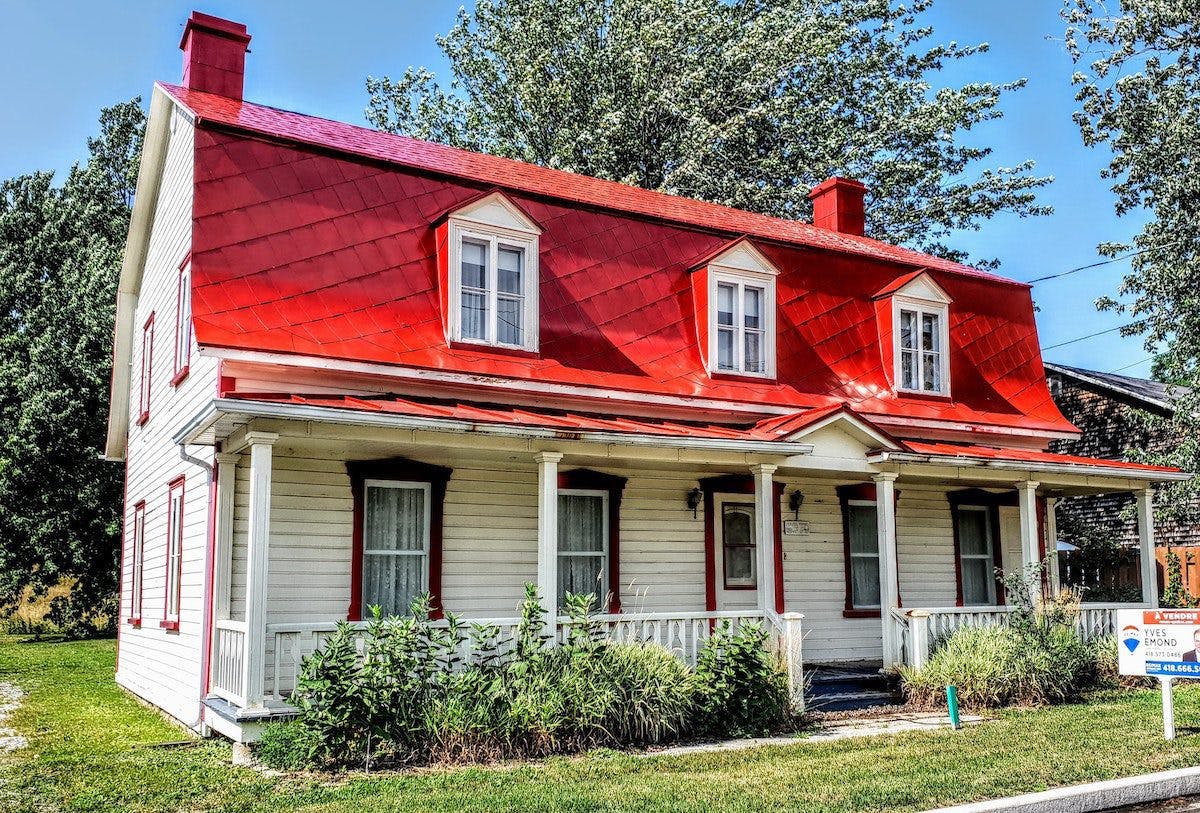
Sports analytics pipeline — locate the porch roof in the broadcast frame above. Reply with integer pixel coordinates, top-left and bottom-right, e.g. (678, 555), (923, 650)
(868, 440), (1189, 482)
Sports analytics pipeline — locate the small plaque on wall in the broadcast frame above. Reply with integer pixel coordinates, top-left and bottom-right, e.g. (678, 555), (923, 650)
(782, 520), (807, 536)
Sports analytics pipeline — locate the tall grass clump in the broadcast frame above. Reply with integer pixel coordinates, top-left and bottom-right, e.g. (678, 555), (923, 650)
(902, 563), (1102, 709)
(260, 585), (783, 770)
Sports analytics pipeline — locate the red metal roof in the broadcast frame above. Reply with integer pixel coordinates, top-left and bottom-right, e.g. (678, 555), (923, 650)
(162, 82), (1077, 437)
(899, 440), (1181, 474)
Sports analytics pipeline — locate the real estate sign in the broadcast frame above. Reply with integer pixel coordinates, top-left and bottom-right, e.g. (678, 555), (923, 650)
(1117, 608), (1200, 678)
(1116, 608), (1200, 741)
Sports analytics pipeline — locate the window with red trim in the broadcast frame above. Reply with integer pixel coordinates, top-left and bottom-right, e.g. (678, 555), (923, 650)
(172, 262), (192, 385)
(837, 482), (901, 618)
(137, 313), (154, 426)
(129, 501), (146, 626)
(347, 458), (452, 620)
(557, 469), (626, 613)
(162, 478), (184, 629)
(947, 489), (1010, 608)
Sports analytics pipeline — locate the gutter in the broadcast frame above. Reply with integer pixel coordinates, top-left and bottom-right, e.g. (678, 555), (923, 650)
(174, 398), (816, 457)
(867, 450), (1192, 483)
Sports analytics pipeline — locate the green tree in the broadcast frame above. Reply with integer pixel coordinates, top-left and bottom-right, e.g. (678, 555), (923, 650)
(0, 100), (145, 631)
(367, 0), (1052, 265)
(1064, 1), (1200, 521)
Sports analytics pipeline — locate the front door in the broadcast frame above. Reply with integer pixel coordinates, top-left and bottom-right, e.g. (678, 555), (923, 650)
(713, 495), (758, 610)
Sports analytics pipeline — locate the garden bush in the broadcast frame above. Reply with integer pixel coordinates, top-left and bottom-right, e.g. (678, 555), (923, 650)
(267, 586), (788, 769)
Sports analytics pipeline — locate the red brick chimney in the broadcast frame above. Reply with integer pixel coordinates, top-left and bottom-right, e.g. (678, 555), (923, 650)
(180, 12), (251, 100)
(809, 177), (867, 237)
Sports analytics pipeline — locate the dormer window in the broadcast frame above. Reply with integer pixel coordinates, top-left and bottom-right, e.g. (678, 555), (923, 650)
(875, 270), (952, 397)
(693, 240), (779, 379)
(442, 192), (541, 352)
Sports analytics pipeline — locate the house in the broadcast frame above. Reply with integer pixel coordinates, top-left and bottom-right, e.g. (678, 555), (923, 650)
(105, 12), (1188, 743)
(1045, 362), (1197, 548)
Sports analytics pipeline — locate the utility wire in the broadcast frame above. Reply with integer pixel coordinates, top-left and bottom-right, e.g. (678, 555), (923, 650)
(1042, 322), (1140, 351)
(1108, 355), (1156, 374)
(1024, 241), (1183, 285)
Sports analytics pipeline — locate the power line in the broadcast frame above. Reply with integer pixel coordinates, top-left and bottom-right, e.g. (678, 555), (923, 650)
(1108, 355), (1156, 374)
(1042, 321), (1140, 351)
(1024, 241), (1183, 285)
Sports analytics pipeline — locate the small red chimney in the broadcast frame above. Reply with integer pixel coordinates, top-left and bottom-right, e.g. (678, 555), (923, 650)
(809, 177), (867, 237)
(180, 12), (251, 100)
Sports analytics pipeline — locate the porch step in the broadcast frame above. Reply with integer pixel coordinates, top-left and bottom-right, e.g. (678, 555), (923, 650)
(805, 663), (902, 712)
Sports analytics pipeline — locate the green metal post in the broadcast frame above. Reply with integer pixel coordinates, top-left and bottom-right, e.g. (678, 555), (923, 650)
(946, 685), (961, 730)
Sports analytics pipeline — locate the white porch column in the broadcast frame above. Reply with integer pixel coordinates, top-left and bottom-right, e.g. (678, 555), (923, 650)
(1017, 480), (1042, 605)
(212, 452), (238, 622)
(535, 451), (563, 638)
(1138, 487), (1159, 607)
(873, 473), (900, 666)
(241, 431), (277, 709)
(1045, 497), (1060, 594)
(751, 463), (779, 614)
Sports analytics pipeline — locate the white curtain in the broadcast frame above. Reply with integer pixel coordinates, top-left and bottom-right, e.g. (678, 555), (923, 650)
(848, 504), (881, 608)
(957, 508), (995, 605)
(363, 485), (427, 616)
(557, 493), (606, 605)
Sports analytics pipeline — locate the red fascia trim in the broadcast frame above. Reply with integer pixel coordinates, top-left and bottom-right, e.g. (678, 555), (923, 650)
(346, 457), (453, 620)
(558, 468), (628, 613)
(164, 476), (186, 626)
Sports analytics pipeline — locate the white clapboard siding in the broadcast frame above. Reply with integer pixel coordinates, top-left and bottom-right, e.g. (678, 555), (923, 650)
(115, 110), (218, 731)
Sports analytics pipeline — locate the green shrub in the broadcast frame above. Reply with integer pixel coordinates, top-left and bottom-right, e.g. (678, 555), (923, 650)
(599, 642), (694, 744)
(256, 720), (319, 771)
(692, 621), (789, 737)
(901, 623), (1096, 709)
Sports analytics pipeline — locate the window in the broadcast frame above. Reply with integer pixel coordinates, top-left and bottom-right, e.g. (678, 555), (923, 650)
(845, 501), (881, 609)
(956, 506), (998, 606)
(557, 490), (609, 606)
(172, 262), (191, 385)
(137, 313), (154, 425)
(129, 501), (146, 626)
(360, 480), (431, 617)
(898, 306), (946, 393)
(709, 270), (776, 377)
(445, 194), (540, 352)
(163, 478), (184, 629)
(721, 503), (757, 588)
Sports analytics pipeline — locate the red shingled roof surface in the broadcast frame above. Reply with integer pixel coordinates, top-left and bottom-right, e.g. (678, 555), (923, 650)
(899, 441), (1181, 473)
(163, 82), (1076, 436)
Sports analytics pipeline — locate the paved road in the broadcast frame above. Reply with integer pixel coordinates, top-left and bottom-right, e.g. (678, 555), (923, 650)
(1105, 797), (1200, 812)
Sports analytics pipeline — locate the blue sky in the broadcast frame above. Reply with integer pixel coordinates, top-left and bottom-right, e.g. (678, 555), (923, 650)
(0, 1), (1152, 377)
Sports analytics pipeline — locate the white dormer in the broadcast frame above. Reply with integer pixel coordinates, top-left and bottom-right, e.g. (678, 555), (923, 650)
(443, 192), (541, 352)
(876, 270), (952, 397)
(694, 239), (780, 379)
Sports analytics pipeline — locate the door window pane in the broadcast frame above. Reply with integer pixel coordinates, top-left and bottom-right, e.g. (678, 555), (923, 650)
(363, 484), (428, 616)
(722, 504), (756, 587)
(558, 492), (607, 606)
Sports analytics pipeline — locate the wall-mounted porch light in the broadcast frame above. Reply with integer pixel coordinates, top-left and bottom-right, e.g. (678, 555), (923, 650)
(686, 487), (703, 519)
(789, 489), (805, 519)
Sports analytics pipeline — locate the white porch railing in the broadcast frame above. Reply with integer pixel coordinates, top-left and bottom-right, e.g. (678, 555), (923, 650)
(246, 609), (803, 708)
(891, 602), (1144, 670)
(210, 619), (248, 706)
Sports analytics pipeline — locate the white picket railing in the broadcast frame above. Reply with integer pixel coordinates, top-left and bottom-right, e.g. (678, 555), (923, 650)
(210, 619), (248, 706)
(252, 609), (804, 708)
(894, 602), (1144, 670)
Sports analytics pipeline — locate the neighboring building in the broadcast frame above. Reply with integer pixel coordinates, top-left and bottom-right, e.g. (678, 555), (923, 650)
(106, 12), (1187, 742)
(1045, 362), (1197, 548)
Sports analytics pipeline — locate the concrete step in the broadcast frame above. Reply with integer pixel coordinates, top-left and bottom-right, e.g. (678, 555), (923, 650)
(806, 690), (900, 712)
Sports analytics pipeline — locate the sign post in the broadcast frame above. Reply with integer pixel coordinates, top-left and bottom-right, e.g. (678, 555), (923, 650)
(1117, 609), (1200, 740)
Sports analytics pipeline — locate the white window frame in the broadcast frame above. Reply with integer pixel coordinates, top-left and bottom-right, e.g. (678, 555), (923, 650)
(361, 479), (432, 614)
(719, 501), (758, 589)
(164, 480), (184, 625)
(130, 501), (145, 624)
(557, 488), (609, 605)
(846, 498), (881, 610)
(447, 217), (540, 352)
(173, 262), (192, 381)
(708, 267), (777, 378)
(956, 505), (997, 606)
(893, 294), (950, 397)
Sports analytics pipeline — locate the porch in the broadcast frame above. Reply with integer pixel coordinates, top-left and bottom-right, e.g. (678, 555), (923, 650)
(179, 396), (1184, 728)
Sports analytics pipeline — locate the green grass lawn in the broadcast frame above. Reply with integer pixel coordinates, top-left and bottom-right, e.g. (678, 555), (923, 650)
(2, 637), (1200, 813)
